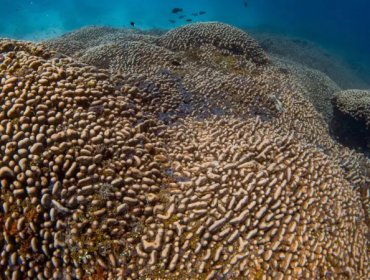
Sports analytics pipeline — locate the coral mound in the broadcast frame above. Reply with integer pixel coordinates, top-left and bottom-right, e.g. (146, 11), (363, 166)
(158, 22), (269, 65)
(1, 22), (370, 280)
(133, 117), (369, 279)
(333, 90), (370, 123)
(44, 26), (158, 57)
(331, 89), (370, 151)
(42, 26), (119, 56)
(273, 57), (340, 122)
(0, 39), (165, 279)
(79, 41), (180, 74)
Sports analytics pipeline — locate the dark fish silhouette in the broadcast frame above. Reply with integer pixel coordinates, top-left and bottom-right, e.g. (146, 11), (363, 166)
(244, 1), (248, 7)
(169, 20), (176, 24)
(199, 11), (206, 15)
(172, 8), (183, 14)
(179, 15), (185, 19)
(130, 21), (135, 27)
(186, 19), (192, 22)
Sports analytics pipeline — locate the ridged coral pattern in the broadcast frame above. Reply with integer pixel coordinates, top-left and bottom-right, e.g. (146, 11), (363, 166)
(0, 22), (369, 279)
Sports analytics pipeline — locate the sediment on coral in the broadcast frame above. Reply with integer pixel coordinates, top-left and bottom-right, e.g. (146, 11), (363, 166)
(1, 22), (370, 279)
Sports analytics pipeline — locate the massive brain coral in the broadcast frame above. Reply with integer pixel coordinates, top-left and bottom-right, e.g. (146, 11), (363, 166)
(272, 56), (340, 123)
(43, 26), (120, 56)
(332, 90), (370, 123)
(0, 39), (167, 279)
(157, 22), (269, 65)
(43, 26), (158, 58)
(132, 117), (370, 279)
(79, 41), (181, 75)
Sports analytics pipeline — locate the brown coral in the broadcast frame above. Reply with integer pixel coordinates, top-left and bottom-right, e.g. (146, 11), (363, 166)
(133, 117), (369, 279)
(157, 22), (269, 65)
(79, 41), (181, 75)
(0, 39), (166, 279)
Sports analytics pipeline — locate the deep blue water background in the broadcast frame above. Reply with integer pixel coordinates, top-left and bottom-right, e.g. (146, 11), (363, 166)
(1, 0), (369, 82)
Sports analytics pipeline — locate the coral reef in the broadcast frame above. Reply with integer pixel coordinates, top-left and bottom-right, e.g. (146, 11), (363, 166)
(134, 117), (369, 279)
(44, 26), (158, 57)
(273, 56), (340, 123)
(157, 22), (269, 65)
(332, 90), (370, 124)
(79, 41), (180, 75)
(1, 22), (370, 279)
(0, 39), (166, 279)
(331, 90), (370, 152)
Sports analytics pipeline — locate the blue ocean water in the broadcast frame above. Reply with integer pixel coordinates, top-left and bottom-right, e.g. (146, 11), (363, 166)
(0, 0), (368, 51)
(1, 0), (369, 83)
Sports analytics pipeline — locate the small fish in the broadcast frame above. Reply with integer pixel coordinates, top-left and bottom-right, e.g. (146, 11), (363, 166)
(172, 8), (183, 14)
(169, 20), (176, 24)
(243, 1), (248, 8)
(186, 19), (192, 22)
(179, 15), (185, 19)
(199, 11), (206, 15)
(130, 21), (135, 27)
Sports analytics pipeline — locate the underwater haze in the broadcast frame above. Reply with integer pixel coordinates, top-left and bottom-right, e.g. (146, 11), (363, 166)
(1, 0), (370, 86)
(0, 0), (369, 49)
